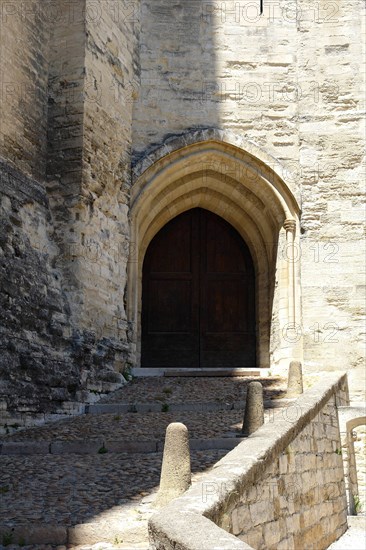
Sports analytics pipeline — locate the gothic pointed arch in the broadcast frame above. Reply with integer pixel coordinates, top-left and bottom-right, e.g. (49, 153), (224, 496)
(127, 132), (301, 371)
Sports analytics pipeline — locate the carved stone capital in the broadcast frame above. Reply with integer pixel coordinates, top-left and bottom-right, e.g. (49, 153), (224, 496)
(284, 219), (296, 235)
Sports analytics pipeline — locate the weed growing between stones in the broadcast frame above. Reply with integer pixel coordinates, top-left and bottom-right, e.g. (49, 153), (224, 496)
(354, 495), (363, 514)
(2, 532), (13, 547)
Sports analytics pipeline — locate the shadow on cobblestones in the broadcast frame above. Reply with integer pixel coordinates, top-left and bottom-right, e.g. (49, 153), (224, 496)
(0, 376), (285, 541)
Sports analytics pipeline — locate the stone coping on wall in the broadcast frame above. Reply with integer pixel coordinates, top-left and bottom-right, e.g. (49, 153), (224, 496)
(149, 372), (348, 550)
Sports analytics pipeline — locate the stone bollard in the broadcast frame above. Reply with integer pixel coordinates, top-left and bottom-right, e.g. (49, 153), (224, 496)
(154, 422), (191, 508)
(287, 360), (303, 398)
(242, 381), (264, 436)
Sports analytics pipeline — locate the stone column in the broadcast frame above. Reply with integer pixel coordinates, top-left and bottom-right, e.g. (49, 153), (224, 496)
(242, 381), (264, 436)
(155, 422), (191, 508)
(283, 219), (297, 325)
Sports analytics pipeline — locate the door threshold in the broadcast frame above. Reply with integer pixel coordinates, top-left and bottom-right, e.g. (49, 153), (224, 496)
(133, 368), (260, 378)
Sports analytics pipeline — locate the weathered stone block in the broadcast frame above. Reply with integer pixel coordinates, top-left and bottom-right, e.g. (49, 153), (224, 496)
(262, 521), (281, 547)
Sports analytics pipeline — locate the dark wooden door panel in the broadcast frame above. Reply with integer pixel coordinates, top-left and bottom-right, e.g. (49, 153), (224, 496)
(205, 215), (248, 273)
(200, 210), (255, 367)
(141, 210), (199, 367)
(141, 208), (256, 368)
(147, 280), (193, 332)
(200, 334), (256, 367)
(147, 213), (193, 273)
(204, 280), (248, 332)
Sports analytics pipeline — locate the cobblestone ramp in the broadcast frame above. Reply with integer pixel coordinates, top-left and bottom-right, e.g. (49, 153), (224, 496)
(0, 376), (286, 548)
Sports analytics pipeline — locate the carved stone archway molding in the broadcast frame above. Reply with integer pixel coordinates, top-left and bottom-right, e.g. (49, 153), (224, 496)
(132, 128), (301, 204)
(128, 131), (302, 372)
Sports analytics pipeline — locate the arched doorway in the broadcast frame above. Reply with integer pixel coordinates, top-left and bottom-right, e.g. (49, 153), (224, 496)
(141, 208), (256, 368)
(128, 134), (301, 372)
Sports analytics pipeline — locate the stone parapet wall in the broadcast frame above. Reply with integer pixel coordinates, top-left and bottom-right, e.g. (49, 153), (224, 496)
(149, 373), (349, 550)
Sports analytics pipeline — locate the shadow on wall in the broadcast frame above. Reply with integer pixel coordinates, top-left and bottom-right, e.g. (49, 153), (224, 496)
(133, 0), (221, 157)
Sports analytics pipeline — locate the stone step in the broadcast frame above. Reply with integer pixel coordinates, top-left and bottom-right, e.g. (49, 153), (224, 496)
(86, 397), (291, 415)
(87, 400), (246, 414)
(132, 367), (261, 377)
(164, 368), (260, 377)
(68, 519), (149, 547)
(0, 517), (150, 547)
(0, 437), (245, 455)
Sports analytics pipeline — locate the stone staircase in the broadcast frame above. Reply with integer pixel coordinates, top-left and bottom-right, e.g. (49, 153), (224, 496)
(0, 375), (287, 549)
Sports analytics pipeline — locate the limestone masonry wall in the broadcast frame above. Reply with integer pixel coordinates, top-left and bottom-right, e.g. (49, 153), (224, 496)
(149, 373), (350, 550)
(67, 0), (140, 337)
(46, 0), (86, 190)
(0, 160), (75, 419)
(297, 0), (365, 384)
(132, 0), (365, 393)
(0, 0), (365, 417)
(0, 0), (50, 180)
(45, 0), (139, 341)
(0, 159), (129, 430)
(0, 2), (137, 422)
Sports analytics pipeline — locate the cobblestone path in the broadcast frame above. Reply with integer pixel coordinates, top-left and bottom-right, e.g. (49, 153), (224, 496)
(0, 375), (286, 549)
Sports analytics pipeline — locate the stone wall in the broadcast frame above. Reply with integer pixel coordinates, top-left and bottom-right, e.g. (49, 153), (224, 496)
(297, 0), (365, 386)
(46, 1), (139, 339)
(0, 160), (129, 431)
(0, 0), (50, 180)
(0, 1), (136, 423)
(133, 0), (300, 164)
(149, 373), (349, 550)
(0, 160), (75, 421)
(0, 0), (365, 417)
(66, 0), (139, 336)
(46, 0), (86, 190)
(132, 0), (366, 394)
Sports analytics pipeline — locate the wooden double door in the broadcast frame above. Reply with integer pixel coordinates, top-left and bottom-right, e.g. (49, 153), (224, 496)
(141, 208), (256, 368)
